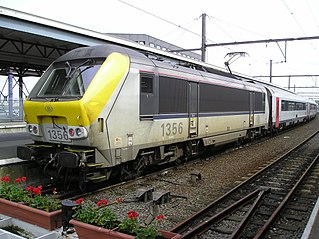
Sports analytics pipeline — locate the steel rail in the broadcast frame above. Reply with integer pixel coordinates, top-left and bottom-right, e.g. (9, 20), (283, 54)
(180, 188), (266, 238)
(229, 187), (270, 239)
(253, 152), (319, 238)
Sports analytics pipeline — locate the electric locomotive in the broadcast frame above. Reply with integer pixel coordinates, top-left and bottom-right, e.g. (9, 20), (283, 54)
(16, 43), (313, 188)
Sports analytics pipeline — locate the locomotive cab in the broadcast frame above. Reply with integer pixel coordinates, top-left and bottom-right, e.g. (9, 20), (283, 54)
(17, 45), (131, 186)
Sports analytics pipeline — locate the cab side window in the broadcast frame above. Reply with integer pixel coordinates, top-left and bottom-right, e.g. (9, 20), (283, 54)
(140, 73), (158, 118)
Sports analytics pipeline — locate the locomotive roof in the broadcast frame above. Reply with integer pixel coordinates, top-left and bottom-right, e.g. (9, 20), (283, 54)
(55, 44), (149, 63)
(54, 44), (243, 81)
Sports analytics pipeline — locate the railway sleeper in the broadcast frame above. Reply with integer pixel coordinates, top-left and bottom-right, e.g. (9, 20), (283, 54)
(286, 204), (309, 212)
(275, 223), (298, 231)
(284, 213), (304, 221)
(257, 208), (273, 217)
(213, 226), (233, 234)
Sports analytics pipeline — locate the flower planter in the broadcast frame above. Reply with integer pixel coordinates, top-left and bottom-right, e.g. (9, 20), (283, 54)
(70, 219), (182, 239)
(0, 198), (62, 230)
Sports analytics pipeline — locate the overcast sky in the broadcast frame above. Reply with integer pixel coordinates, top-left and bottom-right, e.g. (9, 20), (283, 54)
(1, 0), (319, 97)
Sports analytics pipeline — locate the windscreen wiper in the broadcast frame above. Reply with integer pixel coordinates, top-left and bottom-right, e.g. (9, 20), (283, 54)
(65, 59), (94, 79)
(65, 61), (73, 79)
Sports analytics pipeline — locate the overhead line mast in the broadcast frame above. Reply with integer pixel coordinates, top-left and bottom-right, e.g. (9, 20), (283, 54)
(201, 13), (207, 62)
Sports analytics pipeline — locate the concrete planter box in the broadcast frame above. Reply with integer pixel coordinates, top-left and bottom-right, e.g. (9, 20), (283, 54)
(0, 215), (58, 238)
(0, 198), (62, 230)
(70, 219), (181, 239)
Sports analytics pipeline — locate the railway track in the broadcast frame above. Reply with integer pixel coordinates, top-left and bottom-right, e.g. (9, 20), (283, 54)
(170, 130), (319, 238)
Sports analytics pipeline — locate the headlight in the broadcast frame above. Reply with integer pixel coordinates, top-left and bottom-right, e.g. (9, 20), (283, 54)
(68, 126), (87, 139)
(26, 124), (40, 136)
(27, 125), (32, 133)
(76, 128), (83, 136)
(32, 126), (38, 134)
(69, 128), (75, 137)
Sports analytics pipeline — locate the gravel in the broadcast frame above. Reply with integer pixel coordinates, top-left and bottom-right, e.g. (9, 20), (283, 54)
(85, 117), (319, 231)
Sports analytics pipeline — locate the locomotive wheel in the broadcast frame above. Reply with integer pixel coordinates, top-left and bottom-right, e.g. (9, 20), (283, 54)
(120, 156), (150, 180)
(78, 180), (87, 192)
(133, 160), (143, 177)
(119, 163), (131, 181)
(134, 155), (150, 176)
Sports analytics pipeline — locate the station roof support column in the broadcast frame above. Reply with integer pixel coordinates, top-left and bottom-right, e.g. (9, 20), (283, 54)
(7, 69), (13, 119)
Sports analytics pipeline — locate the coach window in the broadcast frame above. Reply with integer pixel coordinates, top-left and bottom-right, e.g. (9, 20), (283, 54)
(296, 102), (303, 111)
(312, 104), (317, 110)
(140, 73), (157, 117)
(288, 102), (295, 111)
(303, 103), (306, 110)
(281, 101), (288, 111)
(311, 104), (317, 110)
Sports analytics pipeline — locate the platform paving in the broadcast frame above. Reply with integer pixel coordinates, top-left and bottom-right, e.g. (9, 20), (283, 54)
(301, 196), (319, 239)
(0, 122), (26, 133)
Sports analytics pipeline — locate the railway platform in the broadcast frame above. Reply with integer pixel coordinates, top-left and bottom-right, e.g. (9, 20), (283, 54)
(301, 196), (319, 239)
(0, 121), (26, 133)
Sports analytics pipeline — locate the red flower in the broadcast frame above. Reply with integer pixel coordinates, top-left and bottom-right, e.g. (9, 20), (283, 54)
(127, 210), (139, 220)
(117, 197), (121, 203)
(15, 178), (22, 183)
(156, 215), (165, 220)
(1, 176), (9, 182)
(97, 199), (108, 207)
(21, 176), (27, 182)
(32, 187), (42, 195)
(26, 186), (34, 192)
(75, 198), (84, 204)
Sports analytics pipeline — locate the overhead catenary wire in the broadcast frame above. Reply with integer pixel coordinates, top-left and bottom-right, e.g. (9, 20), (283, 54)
(206, 14), (268, 40)
(117, 0), (202, 39)
(281, 0), (307, 35)
(305, 0), (319, 32)
(116, 1), (235, 52)
(153, 19), (199, 49)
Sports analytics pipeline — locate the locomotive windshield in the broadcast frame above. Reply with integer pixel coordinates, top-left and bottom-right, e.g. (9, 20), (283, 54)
(29, 59), (102, 100)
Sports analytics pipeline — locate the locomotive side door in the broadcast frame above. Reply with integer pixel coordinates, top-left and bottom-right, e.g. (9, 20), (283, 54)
(249, 92), (255, 127)
(189, 82), (199, 137)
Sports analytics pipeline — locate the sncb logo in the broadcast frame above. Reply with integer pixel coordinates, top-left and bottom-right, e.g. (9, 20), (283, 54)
(45, 105), (53, 112)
